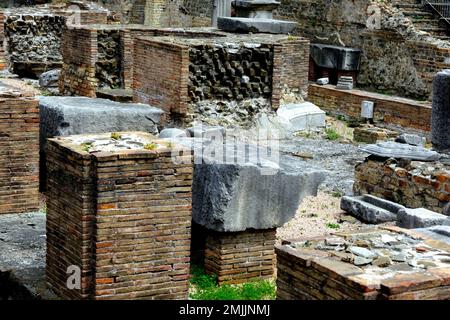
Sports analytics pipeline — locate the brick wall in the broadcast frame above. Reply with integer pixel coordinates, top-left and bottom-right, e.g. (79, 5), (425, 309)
(204, 229), (276, 285)
(46, 133), (193, 300)
(60, 25), (224, 97)
(59, 27), (98, 97)
(0, 11), (5, 71)
(354, 157), (450, 214)
(0, 80), (39, 215)
(272, 38), (310, 108)
(308, 84), (432, 132)
(133, 37), (190, 116)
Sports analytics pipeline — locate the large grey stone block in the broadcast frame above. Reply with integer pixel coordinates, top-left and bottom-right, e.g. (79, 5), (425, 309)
(397, 208), (450, 229)
(39, 96), (163, 190)
(340, 195), (404, 224)
(217, 17), (297, 34)
(431, 70), (450, 152)
(185, 141), (326, 232)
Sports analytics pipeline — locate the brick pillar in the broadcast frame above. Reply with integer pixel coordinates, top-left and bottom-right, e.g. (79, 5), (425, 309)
(0, 80), (39, 215)
(46, 133), (193, 299)
(204, 229), (276, 285)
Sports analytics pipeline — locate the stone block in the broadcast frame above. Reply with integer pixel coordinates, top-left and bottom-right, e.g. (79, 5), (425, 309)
(276, 102), (326, 132)
(191, 141), (326, 232)
(159, 128), (189, 139)
(39, 96), (163, 189)
(359, 141), (441, 162)
(340, 195), (404, 224)
(397, 208), (450, 229)
(396, 133), (426, 147)
(217, 17), (297, 34)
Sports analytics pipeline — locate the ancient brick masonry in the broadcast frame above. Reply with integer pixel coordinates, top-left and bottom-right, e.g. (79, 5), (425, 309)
(354, 157), (450, 214)
(46, 133), (193, 299)
(204, 229), (276, 285)
(0, 80), (39, 215)
(133, 35), (310, 119)
(308, 84), (432, 132)
(0, 12), (6, 71)
(276, 228), (450, 300)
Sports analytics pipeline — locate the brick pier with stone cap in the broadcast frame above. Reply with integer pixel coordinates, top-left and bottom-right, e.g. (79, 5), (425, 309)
(46, 132), (193, 300)
(0, 79), (40, 215)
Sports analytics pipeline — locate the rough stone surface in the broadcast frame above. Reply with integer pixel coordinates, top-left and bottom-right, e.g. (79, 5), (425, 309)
(360, 141), (441, 162)
(38, 69), (61, 94)
(415, 226), (450, 244)
(0, 212), (57, 300)
(189, 141), (326, 232)
(397, 208), (450, 229)
(39, 96), (163, 152)
(39, 96), (163, 190)
(276, 102), (326, 133)
(217, 17), (297, 34)
(396, 133), (426, 147)
(431, 70), (450, 152)
(159, 128), (189, 139)
(340, 195), (403, 224)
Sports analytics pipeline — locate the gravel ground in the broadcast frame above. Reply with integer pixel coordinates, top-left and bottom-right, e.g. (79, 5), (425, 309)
(276, 191), (368, 243)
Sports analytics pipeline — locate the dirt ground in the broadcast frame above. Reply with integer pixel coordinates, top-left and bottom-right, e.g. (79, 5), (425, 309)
(276, 191), (366, 243)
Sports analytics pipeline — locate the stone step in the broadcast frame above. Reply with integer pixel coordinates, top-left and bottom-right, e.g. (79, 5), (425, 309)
(403, 10), (434, 18)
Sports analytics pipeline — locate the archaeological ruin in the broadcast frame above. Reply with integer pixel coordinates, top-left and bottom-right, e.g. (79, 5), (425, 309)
(0, 0), (450, 305)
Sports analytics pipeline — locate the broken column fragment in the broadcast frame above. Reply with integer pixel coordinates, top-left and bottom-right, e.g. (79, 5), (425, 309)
(431, 70), (450, 152)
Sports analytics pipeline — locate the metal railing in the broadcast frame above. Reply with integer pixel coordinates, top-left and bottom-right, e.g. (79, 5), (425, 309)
(422, 0), (450, 26)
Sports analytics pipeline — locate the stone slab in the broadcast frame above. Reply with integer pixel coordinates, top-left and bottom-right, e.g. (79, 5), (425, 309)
(397, 208), (450, 229)
(277, 102), (326, 132)
(340, 195), (404, 224)
(359, 141), (441, 162)
(39, 96), (163, 190)
(217, 17), (297, 34)
(396, 133), (426, 147)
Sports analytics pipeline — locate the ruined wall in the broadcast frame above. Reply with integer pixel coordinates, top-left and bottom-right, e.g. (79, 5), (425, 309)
(0, 11), (5, 70)
(133, 35), (310, 125)
(0, 80), (39, 215)
(275, 0), (450, 99)
(308, 84), (432, 132)
(2, 8), (108, 76)
(354, 157), (450, 214)
(59, 27), (98, 97)
(92, 0), (212, 26)
(188, 43), (274, 102)
(133, 37), (190, 116)
(96, 29), (121, 89)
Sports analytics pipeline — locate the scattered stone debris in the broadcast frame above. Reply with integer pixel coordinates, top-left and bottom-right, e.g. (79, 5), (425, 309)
(277, 227), (450, 300)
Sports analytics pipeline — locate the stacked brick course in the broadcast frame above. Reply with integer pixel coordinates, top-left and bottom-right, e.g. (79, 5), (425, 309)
(46, 132), (193, 299)
(353, 125), (398, 144)
(59, 27), (98, 97)
(0, 79), (39, 215)
(354, 157), (450, 214)
(204, 229), (276, 285)
(133, 34), (310, 119)
(133, 38), (190, 116)
(0, 11), (6, 71)
(59, 25), (223, 97)
(277, 228), (450, 300)
(308, 84), (432, 132)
